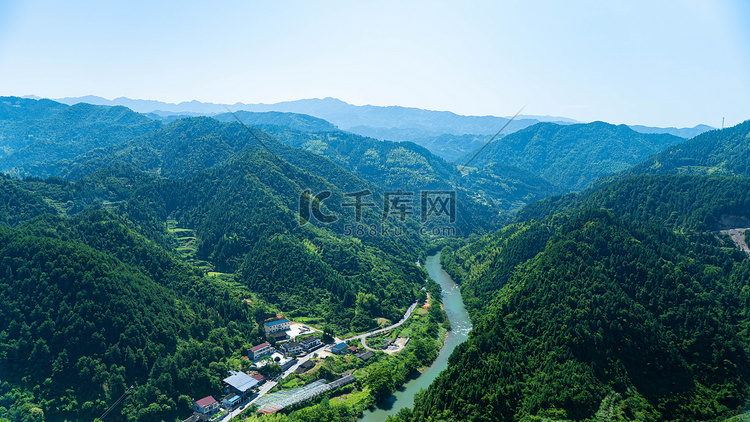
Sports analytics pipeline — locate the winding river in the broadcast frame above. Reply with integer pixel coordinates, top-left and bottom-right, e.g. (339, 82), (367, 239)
(359, 253), (473, 421)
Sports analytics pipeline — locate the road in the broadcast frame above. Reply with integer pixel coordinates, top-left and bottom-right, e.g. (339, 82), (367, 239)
(220, 351), (319, 421)
(219, 300), (418, 421)
(344, 301), (418, 351)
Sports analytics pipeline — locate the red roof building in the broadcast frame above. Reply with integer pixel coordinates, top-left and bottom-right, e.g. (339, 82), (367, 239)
(193, 396), (219, 415)
(248, 341), (272, 360)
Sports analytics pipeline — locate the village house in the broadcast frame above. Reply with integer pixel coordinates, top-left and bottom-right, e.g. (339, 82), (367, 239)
(264, 319), (290, 335)
(294, 359), (315, 374)
(299, 336), (322, 351)
(248, 342), (272, 360)
(280, 341), (303, 355)
(355, 350), (375, 362)
(193, 396), (219, 415)
(331, 342), (348, 355)
(269, 330), (289, 342)
(252, 373), (265, 385)
(223, 370), (259, 397)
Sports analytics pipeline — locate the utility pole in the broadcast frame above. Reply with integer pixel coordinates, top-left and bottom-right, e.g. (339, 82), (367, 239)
(722, 117), (725, 129)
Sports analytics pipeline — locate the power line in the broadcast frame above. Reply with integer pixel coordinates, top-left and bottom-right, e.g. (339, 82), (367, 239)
(97, 385), (134, 421)
(457, 105), (526, 173)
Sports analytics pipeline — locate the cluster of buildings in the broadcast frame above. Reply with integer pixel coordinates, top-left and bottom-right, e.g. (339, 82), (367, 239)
(191, 370), (267, 418)
(330, 342), (375, 361)
(188, 318), (327, 419)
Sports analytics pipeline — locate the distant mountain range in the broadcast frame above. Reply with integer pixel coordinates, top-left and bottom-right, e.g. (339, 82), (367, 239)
(36, 95), (713, 143)
(628, 124), (715, 139)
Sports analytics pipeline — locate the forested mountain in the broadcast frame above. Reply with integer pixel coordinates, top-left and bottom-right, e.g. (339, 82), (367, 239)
(2, 144), (427, 330)
(408, 133), (497, 162)
(0, 211), (275, 422)
(516, 175), (750, 232)
(0, 96), (67, 121)
(342, 129), (499, 162)
(461, 121), (686, 191)
(400, 124), (750, 421)
(3, 96), (743, 422)
(54, 117), (274, 180)
(459, 163), (564, 212)
(0, 97), (161, 177)
(260, 125), (461, 189)
(0, 174), (58, 226)
(0, 150), (426, 422)
(252, 124), (558, 226)
(514, 121), (750, 227)
(52, 114), (507, 234)
(407, 209), (750, 422)
(148, 149), (427, 326)
(621, 120), (750, 179)
(213, 110), (337, 132)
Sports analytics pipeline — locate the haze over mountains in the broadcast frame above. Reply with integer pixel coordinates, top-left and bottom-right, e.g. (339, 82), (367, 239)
(42, 95), (713, 160)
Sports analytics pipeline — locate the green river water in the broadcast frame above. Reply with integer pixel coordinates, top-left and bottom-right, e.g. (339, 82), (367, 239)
(359, 253), (473, 421)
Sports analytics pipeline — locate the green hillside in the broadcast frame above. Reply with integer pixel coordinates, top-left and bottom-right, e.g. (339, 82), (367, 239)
(407, 209), (750, 422)
(213, 110), (338, 132)
(255, 124), (552, 229)
(0, 98), (161, 177)
(461, 121), (685, 192)
(0, 174), (58, 226)
(57, 116), (275, 180)
(0, 96), (67, 121)
(621, 120), (750, 179)
(0, 214), (268, 422)
(516, 175), (750, 232)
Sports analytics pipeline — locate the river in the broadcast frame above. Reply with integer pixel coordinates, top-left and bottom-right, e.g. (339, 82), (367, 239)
(359, 253), (473, 421)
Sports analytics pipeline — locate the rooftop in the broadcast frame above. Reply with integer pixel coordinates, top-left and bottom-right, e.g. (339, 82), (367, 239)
(264, 319), (290, 327)
(250, 342), (271, 352)
(356, 351), (376, 361)
(195, 395), (217, 408)
(223, 371), (259, 393)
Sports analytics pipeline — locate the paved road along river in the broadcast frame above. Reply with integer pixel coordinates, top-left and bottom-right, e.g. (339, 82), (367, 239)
(359, 253), (473, 421)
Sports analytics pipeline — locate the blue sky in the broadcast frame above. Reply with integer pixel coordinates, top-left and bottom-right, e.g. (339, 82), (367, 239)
(0, 0), (748, 127)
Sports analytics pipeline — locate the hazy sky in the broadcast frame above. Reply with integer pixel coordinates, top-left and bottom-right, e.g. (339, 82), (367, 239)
(1, 0), (748, 127)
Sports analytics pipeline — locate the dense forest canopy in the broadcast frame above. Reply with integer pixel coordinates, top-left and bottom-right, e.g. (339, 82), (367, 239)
(460, 121), (685, 192)
(410, 209), (750, 422)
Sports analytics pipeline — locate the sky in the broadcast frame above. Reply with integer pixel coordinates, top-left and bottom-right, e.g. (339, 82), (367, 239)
(0, 0), (748, 128)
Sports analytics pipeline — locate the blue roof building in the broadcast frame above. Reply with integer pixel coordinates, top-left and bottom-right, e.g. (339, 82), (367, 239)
(264, 319), (290, 335)
(331, 342), (348, 354)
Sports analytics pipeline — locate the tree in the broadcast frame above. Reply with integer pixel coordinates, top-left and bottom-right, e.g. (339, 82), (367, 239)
(367, 367), (394, 402)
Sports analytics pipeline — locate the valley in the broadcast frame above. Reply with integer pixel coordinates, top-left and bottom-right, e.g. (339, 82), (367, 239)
(0, 96), (748, 422)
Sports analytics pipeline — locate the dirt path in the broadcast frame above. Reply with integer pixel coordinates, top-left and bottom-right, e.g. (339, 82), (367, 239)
(720, 228), (750, 257)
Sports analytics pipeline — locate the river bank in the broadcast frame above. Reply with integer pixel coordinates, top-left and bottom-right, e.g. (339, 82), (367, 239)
(359, 253), (473, 421)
